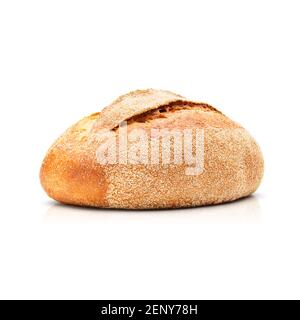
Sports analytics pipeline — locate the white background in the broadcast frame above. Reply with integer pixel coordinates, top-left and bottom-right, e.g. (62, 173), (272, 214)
(0, 0), (299, 299)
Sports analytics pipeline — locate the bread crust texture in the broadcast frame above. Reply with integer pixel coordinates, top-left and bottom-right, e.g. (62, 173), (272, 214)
(40, 89), (264, 209)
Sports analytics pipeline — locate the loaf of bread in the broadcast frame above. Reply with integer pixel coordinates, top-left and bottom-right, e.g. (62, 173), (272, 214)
(40, 89), (264, 209)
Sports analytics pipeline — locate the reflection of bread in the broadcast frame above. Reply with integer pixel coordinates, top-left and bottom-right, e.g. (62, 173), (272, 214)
(40, 89), (264, 209)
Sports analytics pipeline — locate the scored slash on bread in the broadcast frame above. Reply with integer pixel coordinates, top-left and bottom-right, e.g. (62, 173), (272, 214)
(92, 89), (221, 132)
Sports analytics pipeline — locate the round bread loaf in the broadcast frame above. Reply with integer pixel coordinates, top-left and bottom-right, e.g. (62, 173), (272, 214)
(40, 89), (264, 209)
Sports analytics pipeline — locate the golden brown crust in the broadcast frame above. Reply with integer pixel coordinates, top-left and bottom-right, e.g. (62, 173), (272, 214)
(40, 89), (264, 209)
(40, 113), (108, 207)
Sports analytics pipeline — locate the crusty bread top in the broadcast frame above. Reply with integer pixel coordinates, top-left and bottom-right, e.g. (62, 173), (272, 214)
(92, 89), (221, 131)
